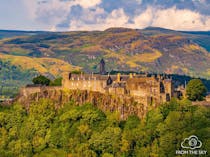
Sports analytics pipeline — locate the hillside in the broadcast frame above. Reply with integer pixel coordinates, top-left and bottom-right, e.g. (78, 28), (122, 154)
(0, 27), (210, 78)
(0, 53), (81, 76)
(0, 60), (37, 97)
(0, 30), (47, 39)
(0, 53), (81, 97)
(1, 27), (210, 97)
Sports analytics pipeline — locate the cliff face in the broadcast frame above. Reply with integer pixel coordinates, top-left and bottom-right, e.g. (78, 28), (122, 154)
(17, 88), (156, 119)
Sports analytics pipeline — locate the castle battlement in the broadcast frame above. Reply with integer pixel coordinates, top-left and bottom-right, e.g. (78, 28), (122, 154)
(62, 59), (175, 106)
(21, 59), (183, 107)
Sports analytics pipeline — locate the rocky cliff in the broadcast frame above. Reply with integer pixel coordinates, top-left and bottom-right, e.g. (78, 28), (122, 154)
(17, 88), (155, 119)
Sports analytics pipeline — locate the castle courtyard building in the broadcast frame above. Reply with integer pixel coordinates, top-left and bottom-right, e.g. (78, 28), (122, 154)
(62, 59), (175, 106)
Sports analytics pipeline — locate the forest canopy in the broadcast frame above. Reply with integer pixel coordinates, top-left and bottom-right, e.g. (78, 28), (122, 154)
(0, 99), (209, 157)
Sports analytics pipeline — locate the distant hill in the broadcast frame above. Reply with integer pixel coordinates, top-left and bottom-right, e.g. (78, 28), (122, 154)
(0, 27), (210, 97)
(0, 30), (49, 39)
(1, 27), (210, 77)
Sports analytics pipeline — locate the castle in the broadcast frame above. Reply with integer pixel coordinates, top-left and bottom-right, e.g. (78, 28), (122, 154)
(62, 59), (176, 106)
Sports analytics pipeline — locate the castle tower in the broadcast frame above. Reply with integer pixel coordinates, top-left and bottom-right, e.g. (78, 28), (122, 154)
(99, 58), (106, 75)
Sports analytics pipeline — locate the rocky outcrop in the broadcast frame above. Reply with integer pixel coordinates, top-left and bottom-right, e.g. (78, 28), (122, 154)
(17, 88), (151, 119)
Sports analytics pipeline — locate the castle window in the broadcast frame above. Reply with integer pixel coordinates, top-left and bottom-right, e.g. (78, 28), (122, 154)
(166, 93), (170, 101)
(160, 82), (165, 93)
(107, 76), (113, 85)
(69, 73), (72, 80)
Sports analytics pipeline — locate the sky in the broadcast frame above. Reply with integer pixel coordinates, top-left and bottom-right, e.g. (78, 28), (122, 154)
(0, 0), (210, 31)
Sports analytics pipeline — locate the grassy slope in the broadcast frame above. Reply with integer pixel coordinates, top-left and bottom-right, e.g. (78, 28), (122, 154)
(0, 53), (81, 76)
(0, 53), (81, 97)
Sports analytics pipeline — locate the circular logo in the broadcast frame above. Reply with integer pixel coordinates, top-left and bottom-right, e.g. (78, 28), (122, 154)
(188, 137), (198, 147)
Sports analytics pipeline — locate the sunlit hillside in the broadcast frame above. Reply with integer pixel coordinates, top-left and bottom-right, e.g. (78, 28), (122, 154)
(0, 27), (210, 78)
(0, 53), (81, 76)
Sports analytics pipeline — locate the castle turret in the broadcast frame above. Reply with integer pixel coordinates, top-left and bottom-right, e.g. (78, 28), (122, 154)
(99, 59), (106, 75)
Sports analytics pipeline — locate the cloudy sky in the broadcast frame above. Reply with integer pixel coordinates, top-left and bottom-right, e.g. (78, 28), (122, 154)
(0, 0), (210, 31)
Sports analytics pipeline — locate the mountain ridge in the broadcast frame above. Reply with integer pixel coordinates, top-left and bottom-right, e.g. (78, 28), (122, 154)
(0, 27), (210, 97)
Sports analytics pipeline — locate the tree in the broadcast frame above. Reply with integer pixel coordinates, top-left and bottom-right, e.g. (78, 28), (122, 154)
(50, 77), (62, 86)
(32, 75), (51, 86)
(186, 79), (207, 101)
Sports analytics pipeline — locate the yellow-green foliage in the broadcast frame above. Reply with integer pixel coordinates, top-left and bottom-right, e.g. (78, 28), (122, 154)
(104, 48), (162, 68)
(0, 53), (81, 76)
(168, 35), (183, 41)
(183, 44), (206, 52)
(0, 99), (209, 157)
(130, 50), (162, 63)
(206, 69), (210, 76)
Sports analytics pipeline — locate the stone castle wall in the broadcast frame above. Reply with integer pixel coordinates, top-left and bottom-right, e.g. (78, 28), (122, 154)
(19, 72), (174, 116)
(61, 73), (174, 106)
(62, 78), (106, 93)
(20, 86), (62, 97)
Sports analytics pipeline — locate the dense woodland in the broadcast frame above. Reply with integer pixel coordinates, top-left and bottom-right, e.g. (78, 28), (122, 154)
(0, 61), (36, 98)
(0, 98), (209, 157)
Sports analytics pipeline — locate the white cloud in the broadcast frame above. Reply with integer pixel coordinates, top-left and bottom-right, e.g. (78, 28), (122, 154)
(36, 0), (72, 24)
(105, 8), (130, 28)
(150, 7), (210, 31)
(133, 7), (154, 28)
(68, 8), (130, 31)
(21, 1), (210, 31)
(22, 0), (102, 31)
(74, 0), (102, 8)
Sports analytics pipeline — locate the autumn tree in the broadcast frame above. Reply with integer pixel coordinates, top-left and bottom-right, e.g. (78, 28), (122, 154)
(186, 79), (207, 101)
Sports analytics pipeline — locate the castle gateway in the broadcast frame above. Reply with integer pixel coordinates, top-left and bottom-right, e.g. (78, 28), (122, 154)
(62, 59), (175, 106)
